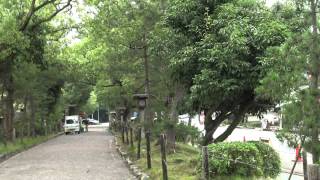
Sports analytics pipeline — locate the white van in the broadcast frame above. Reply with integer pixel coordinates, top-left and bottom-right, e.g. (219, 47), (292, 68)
(64, 115), (81, 134)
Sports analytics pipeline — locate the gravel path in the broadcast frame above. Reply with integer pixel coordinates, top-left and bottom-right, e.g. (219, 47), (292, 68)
(0, 128), (134, 180)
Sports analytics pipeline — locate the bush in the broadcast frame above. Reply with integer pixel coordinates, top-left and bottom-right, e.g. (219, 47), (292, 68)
(152, 121), (201, 144)
(205, 142), (280, 178)
(175, 123), (200, 143)
(249, 141), (281, 178)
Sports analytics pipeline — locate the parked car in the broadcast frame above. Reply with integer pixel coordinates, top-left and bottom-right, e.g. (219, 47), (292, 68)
(64, 115), (81, 134)
(87, 118), (99, 125)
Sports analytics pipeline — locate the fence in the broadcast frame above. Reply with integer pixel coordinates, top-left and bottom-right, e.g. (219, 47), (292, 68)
(115, 121), (169, 179)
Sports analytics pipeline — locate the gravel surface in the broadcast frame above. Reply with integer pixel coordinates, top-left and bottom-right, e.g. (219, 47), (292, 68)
(0, 128), (135, 180)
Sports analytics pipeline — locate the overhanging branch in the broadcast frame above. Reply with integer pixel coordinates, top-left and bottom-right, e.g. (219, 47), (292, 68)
(31, 0), (73, 29)
(19, 0), (36, 31)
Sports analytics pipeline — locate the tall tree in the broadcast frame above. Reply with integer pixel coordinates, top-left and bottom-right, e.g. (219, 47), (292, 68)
(166, 0), (289, 145)
(0, 0), (74, 140)
(258, 1), (320, 163)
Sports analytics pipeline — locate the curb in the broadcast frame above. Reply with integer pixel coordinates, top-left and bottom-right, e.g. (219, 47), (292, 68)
(113, 135), (150, 180)
(0, 132), (64, 164)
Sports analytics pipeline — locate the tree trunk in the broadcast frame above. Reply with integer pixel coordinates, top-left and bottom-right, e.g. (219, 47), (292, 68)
(143, 32), (152, 130)
(214, 113), (243, 143)
(310, 0), (320, 164)
(202, 110), (227, 146)
(214, 103), (252, 143)
(166, 84), (184, 152)
(3, 76), (14, 141)
(30, 96), (36, 137)
(188, 115), (192, 126)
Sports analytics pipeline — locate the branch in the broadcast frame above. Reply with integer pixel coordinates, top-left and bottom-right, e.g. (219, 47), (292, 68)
(19, 0), (36, 31)
(45, 25), (79, 35)
(34, 0), (56, 12)
(103, 84), (122, 88)
(31, 0), (72, 29)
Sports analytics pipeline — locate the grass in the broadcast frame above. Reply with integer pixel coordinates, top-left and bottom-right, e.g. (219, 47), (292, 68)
(115, 133), (200, 180)
(0, 134), (57, 155)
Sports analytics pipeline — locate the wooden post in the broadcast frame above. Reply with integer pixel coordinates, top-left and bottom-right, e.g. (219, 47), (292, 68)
(137, 127), (141, 159)
(130, 127), (134, 147)
(125, 124), (129, 145)
(307, 164), (319, 180)
(146, 130), (152, 169)
(121, 123), (125, 144)
(160, 134), (168, 180)
(202, 146), (209, 180)
(302, 150), (308, 180)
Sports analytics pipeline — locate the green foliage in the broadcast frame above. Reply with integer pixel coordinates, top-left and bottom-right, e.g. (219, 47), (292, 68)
(152, 121), (201, 144)
(165, 0), (291, 144)
(169, 0), (289, 111)
(256, 8), (320, 159)
(248, 141), (281, 178)
(276, 131), (299, 148)
(175, 123), (201, 143)
(206, 142), (280, 178)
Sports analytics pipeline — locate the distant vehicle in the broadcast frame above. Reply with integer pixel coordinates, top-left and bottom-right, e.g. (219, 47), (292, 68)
(87, 118), (99, 125)
(130, 112), (139, 121)
(64, 115), (81, 134)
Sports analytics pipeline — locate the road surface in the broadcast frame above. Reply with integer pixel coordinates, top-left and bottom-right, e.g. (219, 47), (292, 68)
(0, 126), (134, 180)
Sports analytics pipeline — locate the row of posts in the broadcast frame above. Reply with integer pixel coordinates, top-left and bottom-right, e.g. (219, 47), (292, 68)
(115, 121), (168, 180)
(109, 94), (168, 180)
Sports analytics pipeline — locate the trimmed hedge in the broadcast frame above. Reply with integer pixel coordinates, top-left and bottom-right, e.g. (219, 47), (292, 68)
(249, 141), (281, 177)
(205, 141), (280, 178)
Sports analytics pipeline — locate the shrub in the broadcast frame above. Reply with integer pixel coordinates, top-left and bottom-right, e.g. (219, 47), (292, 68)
(175, 122), (200, 143)
(205, 142), (280, 178)
(151, 121), (201, 144)
(249, 141), (281, 178)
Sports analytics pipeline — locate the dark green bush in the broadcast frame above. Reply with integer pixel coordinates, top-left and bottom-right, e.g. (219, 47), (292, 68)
(205, 142), (280, 178)
(152, 121), (201, 144)
(175, 122), (200, 143)
(249, 141), (281, 178)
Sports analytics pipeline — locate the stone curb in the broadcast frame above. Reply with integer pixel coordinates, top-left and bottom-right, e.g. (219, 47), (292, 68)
(0, 132), (64, 164)
(113, 135), (150, 180)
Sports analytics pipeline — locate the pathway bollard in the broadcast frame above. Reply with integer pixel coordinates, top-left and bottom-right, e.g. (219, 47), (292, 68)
(307, 164), (319, 180)
(130, 127), (134, 147)
(137, 127), (141, 159)
(121, 124), (125, 144)
(125, 125), (129, 145)
(202, 146), (209, 180)
(146, 130), (152, 169)
(160, 134), (168, 180)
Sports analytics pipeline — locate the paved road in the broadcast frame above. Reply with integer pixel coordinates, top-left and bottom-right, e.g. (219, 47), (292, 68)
(0, 127), (134, 180)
